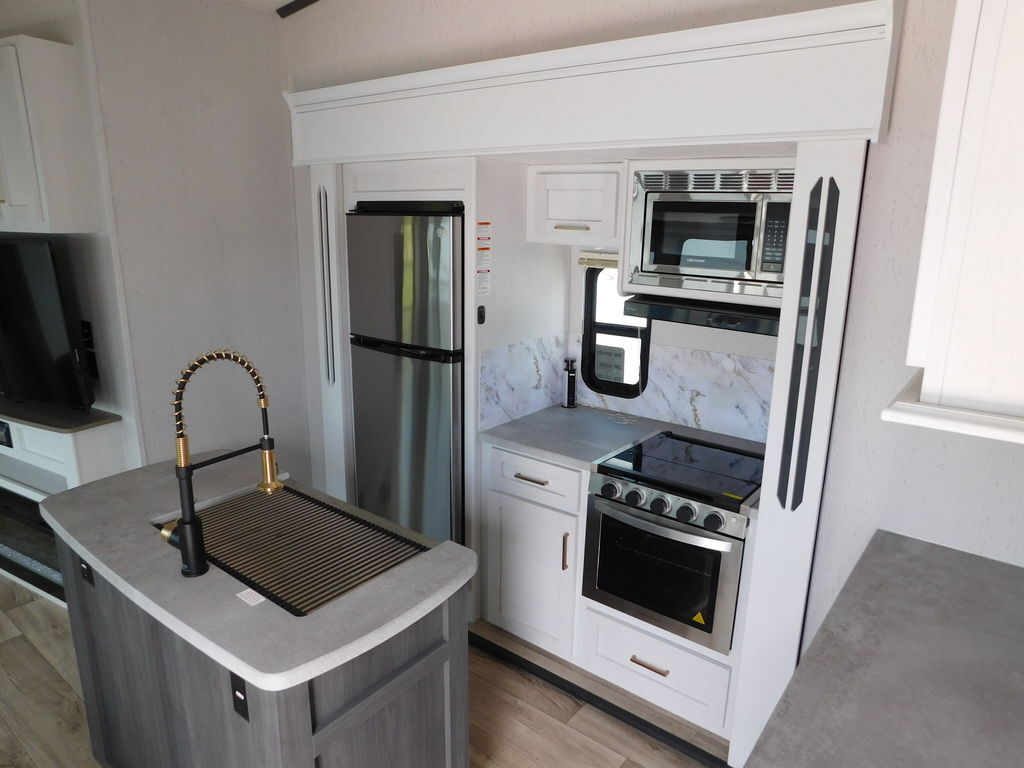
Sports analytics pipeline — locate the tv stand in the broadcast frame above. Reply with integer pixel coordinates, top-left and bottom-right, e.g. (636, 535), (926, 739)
(0, 400), (120, 435)
(0, 402), (125, 599)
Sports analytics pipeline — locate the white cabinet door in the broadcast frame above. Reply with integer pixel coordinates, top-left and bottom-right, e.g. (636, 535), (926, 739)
(0, 36), (95, 233)
(484, 489), (579, 658)
(0, 44), (43, 224)
(884, 0), (1024, 443)
(526, 165), (623, 248)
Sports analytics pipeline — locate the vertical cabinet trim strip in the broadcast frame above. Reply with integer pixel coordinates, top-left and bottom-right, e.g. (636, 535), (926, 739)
(778, 177), (823, 508)
(792, 178), (841, 510)
(318, 185), (336, 385)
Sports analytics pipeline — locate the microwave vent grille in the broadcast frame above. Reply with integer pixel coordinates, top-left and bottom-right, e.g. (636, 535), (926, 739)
(719, 172), (745, 190)
(636, 169), (795, 193)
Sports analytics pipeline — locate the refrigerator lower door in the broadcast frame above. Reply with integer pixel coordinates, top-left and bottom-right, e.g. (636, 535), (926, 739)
(350, 343), (462, 542)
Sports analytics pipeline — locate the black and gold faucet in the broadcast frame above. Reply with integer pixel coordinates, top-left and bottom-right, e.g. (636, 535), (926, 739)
(169, 350), (284, 577)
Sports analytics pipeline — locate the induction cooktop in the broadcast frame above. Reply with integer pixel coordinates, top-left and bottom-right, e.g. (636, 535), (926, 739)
(597, 431), (764, 513)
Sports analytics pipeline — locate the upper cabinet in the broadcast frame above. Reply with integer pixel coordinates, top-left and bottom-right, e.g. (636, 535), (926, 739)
(883, 0), (1024, 443)
(526, 164), (624, 249)
(0, 36), (96, 233)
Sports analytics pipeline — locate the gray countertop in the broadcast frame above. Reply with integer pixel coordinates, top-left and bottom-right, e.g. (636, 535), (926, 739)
(480, 405), (766, 470)
(748, 530), (1024, 768)
(40, 452), (477, 692)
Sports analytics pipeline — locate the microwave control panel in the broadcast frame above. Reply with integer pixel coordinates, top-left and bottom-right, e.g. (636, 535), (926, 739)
(760, 202), (790, 273)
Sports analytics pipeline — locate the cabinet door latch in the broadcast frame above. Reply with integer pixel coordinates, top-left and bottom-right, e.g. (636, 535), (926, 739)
(230, 672), (250, 721)
(78, 558), (94, 585)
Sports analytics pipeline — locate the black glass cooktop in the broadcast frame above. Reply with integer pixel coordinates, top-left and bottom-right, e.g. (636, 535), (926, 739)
(598, 431), (764, 511)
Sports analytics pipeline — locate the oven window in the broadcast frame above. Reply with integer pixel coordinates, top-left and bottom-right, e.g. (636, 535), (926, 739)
(647, 200), (756, 273)
(596, 514), (719, 632)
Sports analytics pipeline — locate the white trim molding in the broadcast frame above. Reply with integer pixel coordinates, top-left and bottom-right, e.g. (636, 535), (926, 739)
(285, 1), (900, 165)
(883, 371), (1024, 445)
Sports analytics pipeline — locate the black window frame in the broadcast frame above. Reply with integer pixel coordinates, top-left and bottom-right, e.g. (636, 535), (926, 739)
(581, 267), (651, 399)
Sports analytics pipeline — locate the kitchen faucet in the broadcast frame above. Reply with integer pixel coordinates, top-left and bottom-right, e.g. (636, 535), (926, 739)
(169, 350), (284, 577)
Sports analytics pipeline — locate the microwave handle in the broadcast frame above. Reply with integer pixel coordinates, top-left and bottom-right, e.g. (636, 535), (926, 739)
(595, 498), (734, 553)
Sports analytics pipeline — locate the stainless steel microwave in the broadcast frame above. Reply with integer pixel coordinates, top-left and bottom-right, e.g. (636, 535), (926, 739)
(624, 169), (794, 307)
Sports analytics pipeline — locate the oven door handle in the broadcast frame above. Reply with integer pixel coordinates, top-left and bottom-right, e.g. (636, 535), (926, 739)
(596, 498), (734, 553)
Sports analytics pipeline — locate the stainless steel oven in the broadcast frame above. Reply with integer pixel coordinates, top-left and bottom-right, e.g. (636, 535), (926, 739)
(582, 430), (764, 654)
(584, 495), (744, 654)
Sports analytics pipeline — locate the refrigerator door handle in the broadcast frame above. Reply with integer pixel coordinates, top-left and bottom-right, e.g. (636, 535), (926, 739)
(350, 335), (463, 364)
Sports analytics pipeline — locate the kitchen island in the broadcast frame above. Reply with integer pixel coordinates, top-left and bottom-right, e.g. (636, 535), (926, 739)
(41, 451), (477, 768)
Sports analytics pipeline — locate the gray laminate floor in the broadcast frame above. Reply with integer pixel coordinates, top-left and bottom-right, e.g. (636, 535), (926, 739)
(0, 572), (704, 768)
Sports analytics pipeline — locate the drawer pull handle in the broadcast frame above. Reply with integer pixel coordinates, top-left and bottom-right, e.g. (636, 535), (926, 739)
(561, 532), (569, 571)
(630, 655), (670, 678)
(514, 472), (550, 486)
(554, 223), (591, 231)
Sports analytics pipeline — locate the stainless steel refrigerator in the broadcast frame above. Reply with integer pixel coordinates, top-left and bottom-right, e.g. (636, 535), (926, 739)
(345, 201), (463, 543)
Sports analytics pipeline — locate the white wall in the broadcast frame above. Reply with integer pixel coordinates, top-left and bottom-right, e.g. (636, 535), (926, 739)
(83, 0), (311, 482)
(282, 0), (1024, 650)
(475, 159), (568, 354)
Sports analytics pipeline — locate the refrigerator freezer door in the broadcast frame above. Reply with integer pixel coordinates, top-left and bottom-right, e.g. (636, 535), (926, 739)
(347, 214), (463, 351)
(349, 342), (462, 542)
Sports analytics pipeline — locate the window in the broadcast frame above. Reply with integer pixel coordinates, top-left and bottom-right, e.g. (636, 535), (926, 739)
(581, 267), (650, 398)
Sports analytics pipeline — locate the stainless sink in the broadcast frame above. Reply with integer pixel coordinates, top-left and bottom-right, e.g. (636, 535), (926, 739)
(161, 486), (427, 614)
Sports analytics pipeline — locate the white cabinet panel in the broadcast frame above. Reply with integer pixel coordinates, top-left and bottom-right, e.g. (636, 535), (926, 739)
(0, 45), (42, 224)
(526, 165), (623, 248)
(0, 36), (96, 233)
(729, 139), (868, 766)
(484, 490), (579, 658)
(577, 604), (731, 734)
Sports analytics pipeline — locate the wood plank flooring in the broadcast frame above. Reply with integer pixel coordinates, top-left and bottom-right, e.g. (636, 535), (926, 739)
(0, 572), (707, 768)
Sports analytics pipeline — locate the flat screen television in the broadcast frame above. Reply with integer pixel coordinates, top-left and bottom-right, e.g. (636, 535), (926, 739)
(0, 238), (94, 413)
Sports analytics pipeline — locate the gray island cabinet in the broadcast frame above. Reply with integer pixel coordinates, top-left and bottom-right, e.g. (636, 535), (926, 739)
(41, 452), (477, 768)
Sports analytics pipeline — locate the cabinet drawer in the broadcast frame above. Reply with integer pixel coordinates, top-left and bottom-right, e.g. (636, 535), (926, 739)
(578, 605), (730, 733)
(487, 447), (581, 512)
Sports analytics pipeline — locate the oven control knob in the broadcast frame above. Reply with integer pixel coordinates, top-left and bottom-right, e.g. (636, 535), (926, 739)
(624, 489), (645, 507)
(677, 504), (698, 522)
(704, 512), (725, 532)
(600, 482), (621, 499)
(649, 496), (670, 516)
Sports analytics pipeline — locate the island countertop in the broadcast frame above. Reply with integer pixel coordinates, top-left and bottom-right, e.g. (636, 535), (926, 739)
(40, 451), (477, 692)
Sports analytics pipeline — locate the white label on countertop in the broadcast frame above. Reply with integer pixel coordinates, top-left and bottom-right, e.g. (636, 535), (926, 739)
(237, 589), (265, 606)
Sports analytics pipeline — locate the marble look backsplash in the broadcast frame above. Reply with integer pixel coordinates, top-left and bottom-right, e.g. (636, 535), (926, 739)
(568, 335), (773, 442)
(480, 334), (774, 442)
(479, 335), (566, 431)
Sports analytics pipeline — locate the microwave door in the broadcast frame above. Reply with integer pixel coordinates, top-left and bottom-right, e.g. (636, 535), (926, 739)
(643, 196), (758, 279)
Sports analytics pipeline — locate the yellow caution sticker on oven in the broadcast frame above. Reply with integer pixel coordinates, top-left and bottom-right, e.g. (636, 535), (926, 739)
(723, 492), (743, 499)
(692, 612), (706, 625)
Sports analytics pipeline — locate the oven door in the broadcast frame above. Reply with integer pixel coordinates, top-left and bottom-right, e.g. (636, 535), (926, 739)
(641, 192), (760, 279)
(583, 495), (743, 654)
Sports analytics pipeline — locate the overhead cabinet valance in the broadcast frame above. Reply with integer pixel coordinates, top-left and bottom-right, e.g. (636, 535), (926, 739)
(285, 0), (900, 165)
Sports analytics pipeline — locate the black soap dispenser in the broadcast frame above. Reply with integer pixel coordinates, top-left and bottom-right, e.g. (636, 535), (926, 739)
(562, 358), (577, 408)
